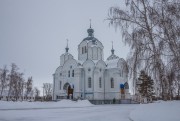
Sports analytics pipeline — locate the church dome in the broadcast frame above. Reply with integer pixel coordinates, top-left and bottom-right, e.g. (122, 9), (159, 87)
(83, 36), (99, 42)
(107, 54), (119, 61)
(87, 27), (94, 36)
(83, 26), (99, 44)
(107, 42), (119, 61)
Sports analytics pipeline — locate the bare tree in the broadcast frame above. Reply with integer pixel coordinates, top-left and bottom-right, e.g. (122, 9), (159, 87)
(0, 66), (8, 98)
(0, 63), (34, 101)
(25, 77), (33, 99)
(43, 83), (52, 101)
(108, 0), (180, 100)
(155, 0), (180, 99)
(13, 72), (25, 101)
(34, 87), (40, 101)
(7, 63), (18, 101)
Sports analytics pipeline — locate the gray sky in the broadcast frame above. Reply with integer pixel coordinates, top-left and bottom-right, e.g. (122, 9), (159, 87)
(0, 0), (129, 92)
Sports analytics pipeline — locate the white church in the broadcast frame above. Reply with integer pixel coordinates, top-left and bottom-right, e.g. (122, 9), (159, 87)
(53, 24), (130, 104)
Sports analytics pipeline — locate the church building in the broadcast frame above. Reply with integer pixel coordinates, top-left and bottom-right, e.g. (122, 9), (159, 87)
(53, 24), (130, 103)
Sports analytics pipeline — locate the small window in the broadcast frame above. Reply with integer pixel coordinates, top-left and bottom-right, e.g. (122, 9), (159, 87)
(88, 77), (91, 88)
(99, 77), (102, 88)
(60, 81), (62, 90)
(85, 46), (87, 53)
(111, 78), (114, 88)
(82, 47), (84, 54)
(68, 70), (70, 77)
(60, 73), (62, 76)
(72, 70), (74, 77)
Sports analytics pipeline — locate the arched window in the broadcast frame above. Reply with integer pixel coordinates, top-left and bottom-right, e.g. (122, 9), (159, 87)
(111, 78), (114, 88)
(68, 70), (70, 77)
(124, 82), (129, 89)
(60, 81), (62, 90)
(88, 77), (91, 88)
(99, 77), (102, 88)
(85, 46), (87, 53)
(72, 70), (74, 77)
(82, 47), (84, 54)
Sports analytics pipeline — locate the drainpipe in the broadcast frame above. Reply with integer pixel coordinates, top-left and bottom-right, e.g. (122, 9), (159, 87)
(92, 67), (95, 100)
(53, 74), (55, 100)
(103, 69), (106, 102)
(83, 69), (85, 99)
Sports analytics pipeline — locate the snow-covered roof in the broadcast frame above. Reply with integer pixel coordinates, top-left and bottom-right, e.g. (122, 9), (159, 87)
(106, 58), (119, 69)
(92, 60), (99, 65)
(61, 52), (73, 57)
(77, 60), (102, 66)
(76, 60), (84, 68)
(107, 54), (119, 61)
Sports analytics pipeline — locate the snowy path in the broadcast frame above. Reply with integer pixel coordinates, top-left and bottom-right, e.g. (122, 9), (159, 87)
(0, 104), (137, 121)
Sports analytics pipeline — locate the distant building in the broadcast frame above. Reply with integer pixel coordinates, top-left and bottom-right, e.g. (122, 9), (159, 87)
(53, 24), (130, 103)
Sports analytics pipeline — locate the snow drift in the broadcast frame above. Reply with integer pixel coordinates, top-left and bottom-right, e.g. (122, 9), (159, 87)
(0, 100), (93, 110)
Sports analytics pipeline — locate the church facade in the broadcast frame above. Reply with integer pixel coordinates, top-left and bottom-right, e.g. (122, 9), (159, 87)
(53, 25), (130, 103)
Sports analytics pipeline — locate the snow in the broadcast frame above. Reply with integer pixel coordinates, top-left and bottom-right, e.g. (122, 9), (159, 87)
(130, 100), (180, 121)
(0, 100), (179, 121)
(106, 58), (119, 68)
(0, 100), (93, 110)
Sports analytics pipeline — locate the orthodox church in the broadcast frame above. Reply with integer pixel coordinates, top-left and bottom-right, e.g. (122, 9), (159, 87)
(53, 24), (130, 103)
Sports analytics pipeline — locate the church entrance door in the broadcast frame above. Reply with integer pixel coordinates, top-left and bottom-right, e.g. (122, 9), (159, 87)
(63, 83), (74, 99)
(67, 86), (73, 99)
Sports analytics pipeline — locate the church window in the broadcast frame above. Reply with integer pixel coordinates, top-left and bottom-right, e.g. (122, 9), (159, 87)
(99, 77), (102, 88)
(111, 78), (114, 88)
(82, 47), (84, 54)
(85, 46), (87, 53)
(60, 81), (62, 90)
(88, 77), (91, 88)
(88, 68), (91, 72)
(72, 70), (74, 77)
(68, 70), (70, 77)
(120, 71), (122, 77)
(100, 68), (102, 72)
(60, 73), (62, 76)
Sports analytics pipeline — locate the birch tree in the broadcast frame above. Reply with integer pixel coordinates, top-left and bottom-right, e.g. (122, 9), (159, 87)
(0, 66), (8, 98)
(108, 0), (180, 100)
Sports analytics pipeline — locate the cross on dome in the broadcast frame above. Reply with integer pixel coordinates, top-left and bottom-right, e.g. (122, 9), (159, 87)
(65, 39), (69, 53)
(90, 19), (92, 28)
(111, 41), (115, 54)
(87, 19), (94, 37)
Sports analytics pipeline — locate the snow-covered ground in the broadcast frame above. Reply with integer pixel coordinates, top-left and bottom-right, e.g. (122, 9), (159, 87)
(130, 100), (180, 121)
(0, 100), (93, 110)
(0, 100), (179, 121)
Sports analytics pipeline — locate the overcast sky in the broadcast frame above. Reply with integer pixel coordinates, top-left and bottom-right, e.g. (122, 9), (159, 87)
(0, 0), (129, 91)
